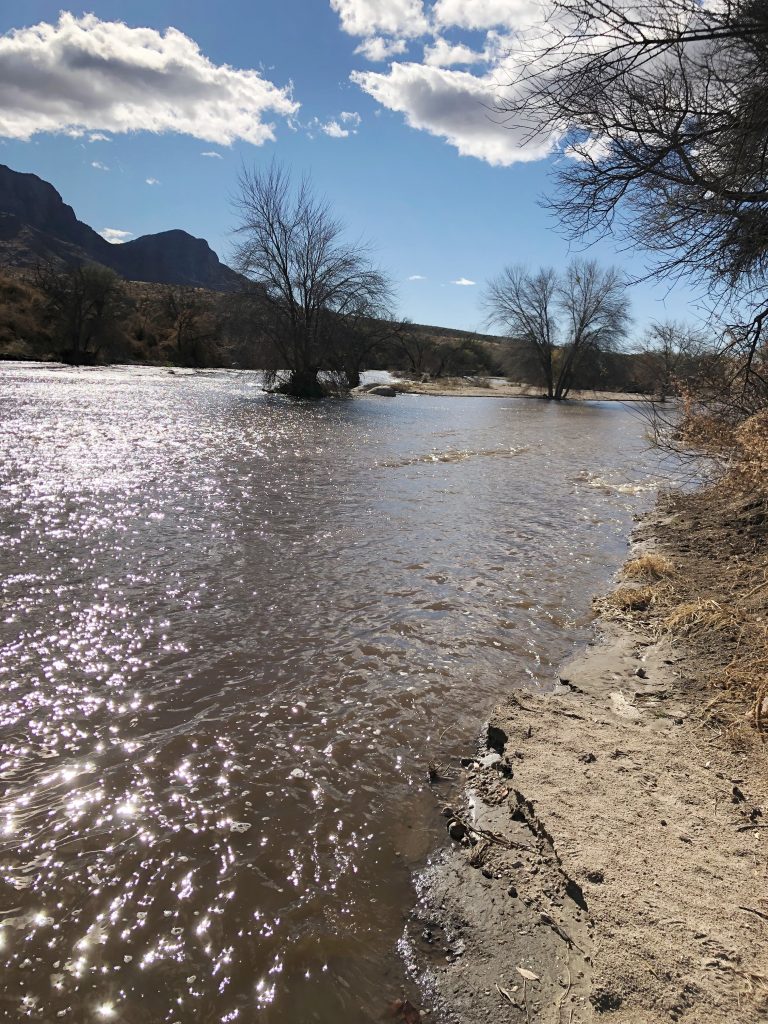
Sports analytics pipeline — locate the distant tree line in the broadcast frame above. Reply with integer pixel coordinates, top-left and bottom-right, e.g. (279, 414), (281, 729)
(0, 255), (715, 400)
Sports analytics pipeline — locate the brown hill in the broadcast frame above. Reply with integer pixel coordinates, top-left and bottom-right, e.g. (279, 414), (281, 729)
(0, 163), (242, 291)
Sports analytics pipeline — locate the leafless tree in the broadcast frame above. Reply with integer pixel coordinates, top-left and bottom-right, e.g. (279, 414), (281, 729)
(484, 259), (630, 399)
(160, 287), (215, 366)
(496, 0), (768, 388)
(34, 261), (125, 365)
(637, 320), (714, 400)
(231, 162), (392, 397)
(483, 266), (559, 396)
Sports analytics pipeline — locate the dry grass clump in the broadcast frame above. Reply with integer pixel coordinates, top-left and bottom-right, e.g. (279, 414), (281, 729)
(634, 383), (768, 733)
(662, 599), (739, 637)
(621, 552), (674, 581)
(733, 411), (768, 493)
(598, 584), (659, 616)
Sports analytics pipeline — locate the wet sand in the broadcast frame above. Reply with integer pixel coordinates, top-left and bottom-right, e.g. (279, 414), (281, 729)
(409, 518), (768, 1024)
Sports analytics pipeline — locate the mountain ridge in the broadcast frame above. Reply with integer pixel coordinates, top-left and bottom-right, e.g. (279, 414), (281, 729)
(0, 164), (242, 291)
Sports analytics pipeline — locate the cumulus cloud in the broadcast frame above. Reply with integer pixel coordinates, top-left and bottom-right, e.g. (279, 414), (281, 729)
(452, 277), (476, 286)
(322, 120), (351, 138)
(352, 62), (557, 165)
(100, 228), (133, 243)
(432, 0), (540, 30)
(423, 37), (488, 66)
(354, 35), (409, 61)
(88, 131), (110, 142)
(145, 177), (160, 185)
(408, 273), (427, 280)
(309, 111), (361, 139)
(0, 13), (298, 144)
(563, 135), (613, 163)
(332, 0), (561, 166)
(331, 0), (428, 38)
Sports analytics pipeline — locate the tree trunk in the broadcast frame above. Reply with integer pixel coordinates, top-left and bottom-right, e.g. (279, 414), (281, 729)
(280, 367), (326, 398)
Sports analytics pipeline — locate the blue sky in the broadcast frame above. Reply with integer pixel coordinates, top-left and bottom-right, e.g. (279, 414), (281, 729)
(0, 1), (704, 335)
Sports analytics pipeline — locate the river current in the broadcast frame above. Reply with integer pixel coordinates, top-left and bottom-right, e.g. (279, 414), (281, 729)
(0, 365), (666, 1023)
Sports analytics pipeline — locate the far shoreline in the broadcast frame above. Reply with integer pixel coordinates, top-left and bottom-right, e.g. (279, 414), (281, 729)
(0, 361), (657, 403)
(363, 377), (656, 403)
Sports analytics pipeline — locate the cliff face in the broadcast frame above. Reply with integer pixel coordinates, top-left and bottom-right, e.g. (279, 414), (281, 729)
(0, 164), (242, 291)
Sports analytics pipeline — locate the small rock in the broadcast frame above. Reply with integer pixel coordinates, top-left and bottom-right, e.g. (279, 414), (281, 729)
(479, 752), (502, 768)
(508, 885), (518, 898)
(447, 819), (467, 842)
(481, 867), (494, 879)
(586, 869), (605, 884)
(289, 768), (306, 780)
(579, 752), (597, 764)
(635, 667), (647, 678)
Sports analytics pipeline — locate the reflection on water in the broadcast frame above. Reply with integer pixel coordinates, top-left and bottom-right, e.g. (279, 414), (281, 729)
(0, 365), (664, 1022)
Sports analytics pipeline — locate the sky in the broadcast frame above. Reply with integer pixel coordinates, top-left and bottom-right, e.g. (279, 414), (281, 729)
(0, 1), (705, 336)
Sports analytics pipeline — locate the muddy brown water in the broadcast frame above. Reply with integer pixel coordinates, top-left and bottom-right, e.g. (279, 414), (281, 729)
(0, 365), (666, 1023)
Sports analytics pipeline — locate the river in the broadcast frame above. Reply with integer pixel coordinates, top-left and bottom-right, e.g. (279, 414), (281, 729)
(0, 365), (665, 1023)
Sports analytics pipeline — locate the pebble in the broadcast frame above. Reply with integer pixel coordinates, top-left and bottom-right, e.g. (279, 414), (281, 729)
(448, 819), (467, 842)
(479, 752), (502, 768)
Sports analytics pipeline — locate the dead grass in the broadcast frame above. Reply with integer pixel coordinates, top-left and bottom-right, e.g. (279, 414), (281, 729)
(596, 584), (659, 616)
(606, 459), (768, 732)
(662, 599), (739, 637)
(621, 552), (674, 581)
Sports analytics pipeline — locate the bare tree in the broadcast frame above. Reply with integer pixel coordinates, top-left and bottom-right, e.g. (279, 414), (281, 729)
(483, 266), (559, 397)
(231, 162), (392, 397)
(160, 287), (215, 366)
(34, 261), (125, 365)
(484, 259), (630, 399)
(496, 0), (768, 389)
(637, 320), (713, 400)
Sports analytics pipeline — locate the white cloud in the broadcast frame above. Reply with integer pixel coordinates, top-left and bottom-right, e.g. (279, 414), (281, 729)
(100, 228), (133, 243)
(311, 111), (361, 139)
(88, 131), (110, 142)
(0, 13), (298, 144)
(352, 62), (557, 165)
(201, 150), (223, 158)
(145, 176), (160, 185)
(563, 135), (612, 164)
(408, 274), (427, 280)
(432, 0), (540, 31)
(355, 35), (409, 61)
(331, 0), (428, 38)
(91, 160), (109, 171)
(452, 277), (476, 286)
(322, 120), (351, 138)
(423, 37), (488, 67)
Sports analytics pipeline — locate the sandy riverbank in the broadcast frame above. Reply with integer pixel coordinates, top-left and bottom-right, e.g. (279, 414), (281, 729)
(405, 505), (768, 1024)
(389, 379), (653, 401)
